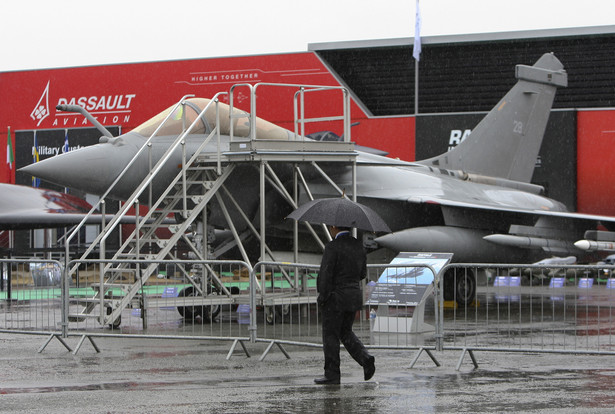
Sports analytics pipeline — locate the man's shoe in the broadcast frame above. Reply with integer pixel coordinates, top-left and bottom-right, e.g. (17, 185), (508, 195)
(363, 356), (375, 381)
(314, 376), (340, 385)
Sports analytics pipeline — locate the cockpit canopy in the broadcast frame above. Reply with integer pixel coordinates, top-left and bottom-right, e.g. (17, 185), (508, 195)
(132, 98), (292, 140)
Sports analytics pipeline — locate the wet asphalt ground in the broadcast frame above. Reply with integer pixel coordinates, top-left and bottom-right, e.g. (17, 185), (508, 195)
(2, 332), (615, 413)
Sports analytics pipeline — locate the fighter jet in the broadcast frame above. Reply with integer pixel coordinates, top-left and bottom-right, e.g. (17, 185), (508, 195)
(0, 182), (168, 241)
(0, 183), (98, 229)
(19, 53), (615, 295)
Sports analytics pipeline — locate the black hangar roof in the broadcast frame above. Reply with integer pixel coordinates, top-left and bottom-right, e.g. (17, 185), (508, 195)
(310, 26), (615, 116)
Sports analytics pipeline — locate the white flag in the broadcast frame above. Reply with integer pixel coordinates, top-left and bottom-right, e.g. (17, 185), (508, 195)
(413, 0), (422, 61)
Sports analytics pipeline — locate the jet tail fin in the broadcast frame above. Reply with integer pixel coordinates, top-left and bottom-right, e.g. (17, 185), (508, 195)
(417, 53), (567, 183)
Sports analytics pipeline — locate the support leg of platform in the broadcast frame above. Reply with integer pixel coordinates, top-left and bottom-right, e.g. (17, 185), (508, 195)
(226, 339), (251, 360)
(38, 333), (73, 353)
(456, 348), (479, 371)
(259, 341), (291, 362)
(409, 347), (440, 369)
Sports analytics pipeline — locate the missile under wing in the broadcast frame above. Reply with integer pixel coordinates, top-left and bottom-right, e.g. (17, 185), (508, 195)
(19, 53), (615, 269)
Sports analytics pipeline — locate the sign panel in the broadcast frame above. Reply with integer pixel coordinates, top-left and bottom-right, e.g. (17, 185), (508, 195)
(366, 252), (453, 306)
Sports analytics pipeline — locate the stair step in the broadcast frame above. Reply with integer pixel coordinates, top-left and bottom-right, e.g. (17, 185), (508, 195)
(113, 253), (138, 258)
(106, 267), (137, 273)
(129, 238), (162, 244)
(90, 283), (132, 290)
(69, 297), (120, 304)
(68, 313), (99, 322)
(165, 193), (204, 200)
(187, 165), (219, 170)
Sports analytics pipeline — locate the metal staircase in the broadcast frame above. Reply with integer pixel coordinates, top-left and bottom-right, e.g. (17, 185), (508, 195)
(64, 93), (236, 327)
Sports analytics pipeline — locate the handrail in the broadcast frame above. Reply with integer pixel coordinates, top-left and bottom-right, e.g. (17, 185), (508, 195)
(89, 93), (228, 247)
(255, 82), (350, 142)
(227, 82), (350, 143)
(292, 85), (350, 142)
(101, 95), (232, 279)
(64, 94), (195, 267)
(228, 83), (253, 141)
(63, 93), (232, 323)
(63, 93), (234, 278)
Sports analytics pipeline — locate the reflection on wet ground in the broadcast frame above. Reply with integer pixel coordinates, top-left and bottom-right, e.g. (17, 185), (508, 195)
(3, 284), (615, 412)
(3, 334), (615, 413)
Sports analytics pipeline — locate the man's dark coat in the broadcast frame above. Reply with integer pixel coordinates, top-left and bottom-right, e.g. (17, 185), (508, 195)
(317, 233), (367, 311)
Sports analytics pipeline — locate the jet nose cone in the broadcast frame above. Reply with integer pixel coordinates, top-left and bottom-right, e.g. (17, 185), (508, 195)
(19, 144), (127, 195)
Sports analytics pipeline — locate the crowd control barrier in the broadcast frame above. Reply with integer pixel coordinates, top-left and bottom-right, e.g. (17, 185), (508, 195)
(0, 259), (65, 335)
(4, 257), (615, 368)
(440, 263), (615, 369)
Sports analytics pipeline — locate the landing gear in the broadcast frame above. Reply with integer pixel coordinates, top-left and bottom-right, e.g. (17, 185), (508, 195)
(442, 268), (476, 306)
(106, 305), (122, 329)
(177, 286), (221, 323)
(265, 304), (291, 325)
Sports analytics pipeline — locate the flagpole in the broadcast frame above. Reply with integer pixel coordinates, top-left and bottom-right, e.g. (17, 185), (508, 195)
(6, 126), (14, 184)
(64, 129), (69, 193)
(415, 59), (419, 115)
(413, 0), (421, 115)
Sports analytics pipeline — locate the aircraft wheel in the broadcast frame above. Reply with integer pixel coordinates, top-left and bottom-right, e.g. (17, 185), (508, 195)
(177, 286), (219, 323)
(110, 316), (122, 329)
(265, 307), (275, 325)
(177, 286), (204, 321)
(455, 270), (476, 306)
(276, 304), (290, 321)
(265, 304), (290, 325)
(106, 306), (121, 329)
(442, 269), (476, 306)
(208, 288), (221, 321)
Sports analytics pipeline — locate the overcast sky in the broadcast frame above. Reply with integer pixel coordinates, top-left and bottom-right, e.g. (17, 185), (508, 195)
(1, 0), (613, 72)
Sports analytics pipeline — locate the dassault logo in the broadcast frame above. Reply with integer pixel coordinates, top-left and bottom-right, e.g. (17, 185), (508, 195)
(56, 94), (136, 112)
(30, 81), (137, 127)
(52, 93), (136, 127)
(30, 81), (50, 127)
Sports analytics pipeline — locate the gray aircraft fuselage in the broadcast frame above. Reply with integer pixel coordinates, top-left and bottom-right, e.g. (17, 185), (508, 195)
(19, 128), (568, 263)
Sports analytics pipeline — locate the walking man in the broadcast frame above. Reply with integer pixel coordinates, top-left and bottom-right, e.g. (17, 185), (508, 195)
(314, 225), (375, 385)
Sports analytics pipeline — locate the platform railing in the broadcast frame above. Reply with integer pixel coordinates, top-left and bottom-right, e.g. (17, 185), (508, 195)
(228, 82), (351, 142)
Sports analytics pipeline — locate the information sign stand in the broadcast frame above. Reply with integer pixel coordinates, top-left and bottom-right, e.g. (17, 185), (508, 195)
(366, 252), (452, 334)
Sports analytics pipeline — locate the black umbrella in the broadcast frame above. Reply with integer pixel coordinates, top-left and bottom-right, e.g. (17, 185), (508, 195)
(287, 197), (391, 233)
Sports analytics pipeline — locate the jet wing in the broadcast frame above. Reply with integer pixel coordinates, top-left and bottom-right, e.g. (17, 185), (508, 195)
(0, 210), (108, 230)
(0, 183), (110, 230)
(403, 194), (615, 225)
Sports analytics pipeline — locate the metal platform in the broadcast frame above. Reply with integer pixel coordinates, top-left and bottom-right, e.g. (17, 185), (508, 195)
(62, 83), (357, 329)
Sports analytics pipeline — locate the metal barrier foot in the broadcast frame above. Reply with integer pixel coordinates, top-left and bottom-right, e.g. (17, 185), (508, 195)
(38, 333), (73, 353)
(259, 340), (291, 361)
(456, 348), (479, 371)
(226, 339), (250, 360)
(409, 347), (441, 368)
(72, 335), (101, 355)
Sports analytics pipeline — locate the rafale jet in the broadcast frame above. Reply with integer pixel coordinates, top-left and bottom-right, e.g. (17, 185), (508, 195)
(0, 183), (96, 229)
(19, 53), (615, 302)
